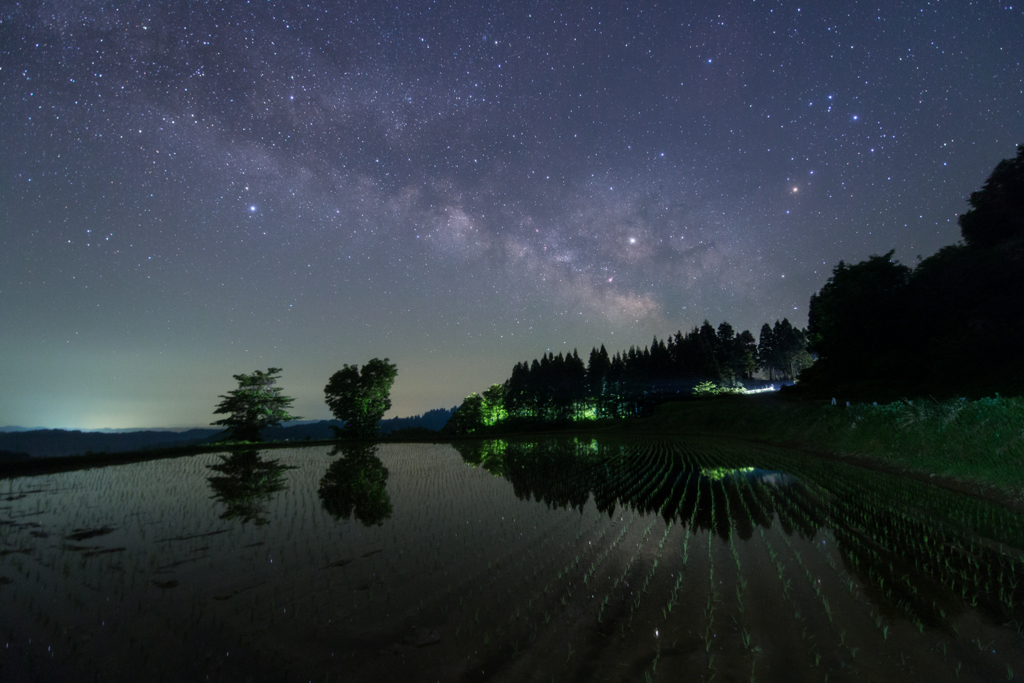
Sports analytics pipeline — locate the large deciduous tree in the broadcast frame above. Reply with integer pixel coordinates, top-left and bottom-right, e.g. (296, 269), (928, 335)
(211, 368), (300, 441)
(324, 358), (398, 438)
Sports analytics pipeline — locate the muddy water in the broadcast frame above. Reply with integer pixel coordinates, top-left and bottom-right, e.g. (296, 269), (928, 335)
(1, 438), (1022, 682)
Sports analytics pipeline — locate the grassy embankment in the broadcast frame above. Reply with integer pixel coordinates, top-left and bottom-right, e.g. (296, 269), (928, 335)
(629, 392), (1024, 498)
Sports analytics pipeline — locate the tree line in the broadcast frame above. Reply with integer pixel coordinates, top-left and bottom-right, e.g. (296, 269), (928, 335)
(803, 145), (1024, 399)
(209, 146), (1024, 439)
(211, 359), (398, 442)
(447, 144), (1024, 431)
(445, 318), (812, 434)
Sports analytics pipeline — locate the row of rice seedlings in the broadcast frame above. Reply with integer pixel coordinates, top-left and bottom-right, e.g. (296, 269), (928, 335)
(319, 446), (603, 672)
(6, 446), (549, 680)
(594, 511), (641, 624)
(839, 454), (1024, 550)
(751, 440), (1024, 627)
(698, 476), (722, 679)
(765, 501), (863, 677)
(821, 487), (1024, 677)
(500, 438), (1024, 681)
(491, 487), (646, 668)
(821, 488), (951, 630)
(689, 472), (767, 680)
(621, 445), (709, 676)
(482, 441), (698, 678)
(813, 463), (1024, 630)
(614, 441), (674, 514)
(761, 470), (1015, 681)
(741, 465), (906, 674)
(626, 521), (670, 632)
(729, 475), (770, 679)
(621, 449), (699, 646)
(553, 444), (679, 666)
(721, 476), (761, 682)
(443, 472), (622, 659)
(422, 476), (589, 647)
(658, 470), (699, 627)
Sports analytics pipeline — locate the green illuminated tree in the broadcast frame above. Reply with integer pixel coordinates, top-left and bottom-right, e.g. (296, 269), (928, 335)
(211, 367), (300, 441)
(586, 345), (612, 417)
(324, 358), (398, 438)
(443, 393), (485, 435)
(481, 384), (507, 425)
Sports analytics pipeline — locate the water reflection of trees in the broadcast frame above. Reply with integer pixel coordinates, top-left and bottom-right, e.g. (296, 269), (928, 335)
(453, 438), (1024, 629)
(453, 438), (808, 541)
(206, 450), (295, 525)
(317, 444), (393, 526)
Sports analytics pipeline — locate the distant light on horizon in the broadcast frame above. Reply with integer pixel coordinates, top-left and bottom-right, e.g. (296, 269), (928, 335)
(1, 0), (1015, 428)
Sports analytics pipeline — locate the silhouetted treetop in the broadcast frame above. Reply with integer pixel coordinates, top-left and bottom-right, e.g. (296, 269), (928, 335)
(958, 144), (1024, 248)
(806, 251), (911, 378)
(800, 146), (1024, 398)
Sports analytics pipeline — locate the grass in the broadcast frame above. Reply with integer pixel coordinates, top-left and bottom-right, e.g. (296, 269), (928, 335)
(627, 393), (1024, 497)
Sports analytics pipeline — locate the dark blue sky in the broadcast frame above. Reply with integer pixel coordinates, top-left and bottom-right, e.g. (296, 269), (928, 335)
(2, 0), (1021, 428)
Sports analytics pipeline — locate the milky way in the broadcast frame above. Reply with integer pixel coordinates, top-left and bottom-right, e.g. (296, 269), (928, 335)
(2, 1), (1021, 428)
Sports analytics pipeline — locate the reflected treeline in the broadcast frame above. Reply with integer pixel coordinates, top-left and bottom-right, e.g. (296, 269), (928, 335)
(453, 438), (811, 542)
(206, 450), (295, 526)
(317, 444), (393, 526)
(454, 438), (1024, 630)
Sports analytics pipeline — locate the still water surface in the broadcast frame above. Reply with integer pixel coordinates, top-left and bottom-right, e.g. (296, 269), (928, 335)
(2, 438), (1023, 682)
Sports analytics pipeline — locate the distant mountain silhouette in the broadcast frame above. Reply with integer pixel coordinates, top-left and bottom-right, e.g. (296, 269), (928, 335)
(0, 407), (455, 458)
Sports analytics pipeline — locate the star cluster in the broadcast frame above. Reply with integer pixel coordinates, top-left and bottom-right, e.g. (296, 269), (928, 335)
(1, 0), (1021, 427)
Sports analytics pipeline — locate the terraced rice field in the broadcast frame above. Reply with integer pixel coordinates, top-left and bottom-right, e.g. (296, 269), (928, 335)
(2, 438), (1023, 681)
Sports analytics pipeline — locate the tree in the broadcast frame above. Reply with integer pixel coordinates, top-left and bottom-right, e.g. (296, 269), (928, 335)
(318, 444), (392, 526)
(211, 368), (300, 441)
(771, 319), (811, 380)
(715, 323), (738, 385)
(757, 323), (775, 379)
(206, 450), (294, 525)
(958, 144), (1024, 248)
(806, 252), (911, 382)
(324, 358), (398, 438)
(442, 393), (485, 435)
(481, 384), (507, 426)
(733, 330), (759, 379)
(586, 345), (613, 418)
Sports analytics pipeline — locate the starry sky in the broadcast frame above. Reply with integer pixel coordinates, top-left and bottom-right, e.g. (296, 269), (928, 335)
(1, 1), (1021, 429)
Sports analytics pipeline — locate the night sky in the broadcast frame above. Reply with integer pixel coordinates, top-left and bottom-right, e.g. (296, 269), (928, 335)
(2, 1), (1021, 429)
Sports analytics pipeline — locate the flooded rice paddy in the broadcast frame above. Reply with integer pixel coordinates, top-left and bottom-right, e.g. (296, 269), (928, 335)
(2, 437), (1024, 682)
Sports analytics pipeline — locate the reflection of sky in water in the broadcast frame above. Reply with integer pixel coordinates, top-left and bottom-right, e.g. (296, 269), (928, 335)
(1, 441), (1023, 682)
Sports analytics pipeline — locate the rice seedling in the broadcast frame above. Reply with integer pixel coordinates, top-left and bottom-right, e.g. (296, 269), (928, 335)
(5, 438), (1024, 681)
